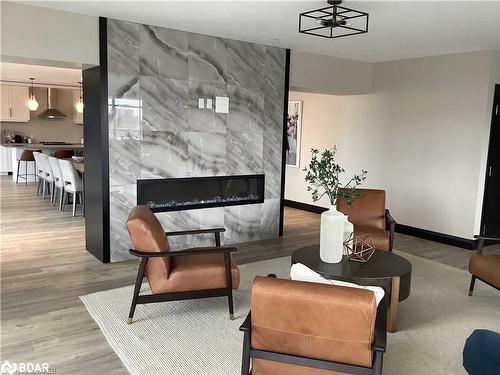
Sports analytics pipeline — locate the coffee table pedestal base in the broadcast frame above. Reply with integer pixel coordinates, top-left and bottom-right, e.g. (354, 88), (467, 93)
(388, 276), (400, 333)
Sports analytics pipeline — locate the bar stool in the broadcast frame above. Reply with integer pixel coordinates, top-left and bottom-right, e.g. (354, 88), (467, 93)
(59, 159), (83, 216)
(32, 152), (45, 196)
(48, 156), (65, 210)
(39, 153), (55, 200)
(16, 150), (40, 186)
(53, 150), (75, 159)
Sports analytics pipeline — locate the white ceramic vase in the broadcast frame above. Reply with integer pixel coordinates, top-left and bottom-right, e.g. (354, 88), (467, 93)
(320, 204), (351, 263)
(343, 218), (354, 255)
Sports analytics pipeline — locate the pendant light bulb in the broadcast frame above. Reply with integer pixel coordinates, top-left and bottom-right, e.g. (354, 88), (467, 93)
(75, 98), (84, 113)
(28, 78), (39, 111)
(76, 81), (84, 113)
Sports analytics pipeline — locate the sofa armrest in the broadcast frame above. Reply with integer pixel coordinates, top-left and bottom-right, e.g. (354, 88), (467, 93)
(165, 228), (226, 236)
(129, 246), (237, 258)
(240, 312), (252, 333)
(373, 297), (387, 353)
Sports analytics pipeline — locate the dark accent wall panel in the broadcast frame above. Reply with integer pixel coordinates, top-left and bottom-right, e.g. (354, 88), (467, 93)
(279, 49), (291, 236)
(82, 17), (110, 263)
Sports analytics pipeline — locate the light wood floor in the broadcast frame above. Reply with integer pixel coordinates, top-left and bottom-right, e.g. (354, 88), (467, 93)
(1, 176), (498, 373)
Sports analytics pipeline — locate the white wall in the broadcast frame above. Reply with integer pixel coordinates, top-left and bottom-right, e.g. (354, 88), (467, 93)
(286, 91), (387, 208)
(290, 50), (373, 95)
(0, 1), (99, 66)
(378, 51), (494, 239)
(496, 51), (500, 83)
(286, 50), (498, 239)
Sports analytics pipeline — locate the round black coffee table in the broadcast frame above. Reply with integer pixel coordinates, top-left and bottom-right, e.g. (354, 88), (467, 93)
(292, 245), (412, 332)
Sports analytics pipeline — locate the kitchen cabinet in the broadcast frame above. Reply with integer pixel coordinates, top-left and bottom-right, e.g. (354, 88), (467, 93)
(0, 145), (13, 175)
(72, 90), (83, 124)
(0, 86), (10, 120)
(0, 85), (30, 122)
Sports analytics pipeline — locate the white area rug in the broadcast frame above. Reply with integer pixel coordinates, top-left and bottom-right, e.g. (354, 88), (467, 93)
(81, 252), (500, 375)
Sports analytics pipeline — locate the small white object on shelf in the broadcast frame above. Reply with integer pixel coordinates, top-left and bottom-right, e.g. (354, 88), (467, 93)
(72, 156), (84, 163)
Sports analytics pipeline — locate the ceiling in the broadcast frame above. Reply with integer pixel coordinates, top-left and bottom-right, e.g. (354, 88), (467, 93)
(0, 62), (81, 87)
(23, 1), (500, 63)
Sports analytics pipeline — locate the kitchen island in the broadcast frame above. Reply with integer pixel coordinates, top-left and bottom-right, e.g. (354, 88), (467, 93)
(1, 143), (84, 182)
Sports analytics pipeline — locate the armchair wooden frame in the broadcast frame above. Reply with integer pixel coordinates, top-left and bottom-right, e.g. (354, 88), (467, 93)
(385, 209), (396, 252)
(239, 278), (387, 375)
(127, 228), (237, 324)
(469, 235), (500, 296)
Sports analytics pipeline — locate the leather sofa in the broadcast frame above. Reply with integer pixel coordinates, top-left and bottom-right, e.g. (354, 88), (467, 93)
(125, 205), (240, 323)
(469, 236), (500, 296)
(240, 276), (387, 375)
(337, 188), (396, 252)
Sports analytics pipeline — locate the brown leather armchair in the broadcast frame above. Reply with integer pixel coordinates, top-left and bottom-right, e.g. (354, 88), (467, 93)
(469, 235), (500, 296)
(337, 188), (396, 252)
(126, 205), (240, 324)
(240, 276), (387, 375)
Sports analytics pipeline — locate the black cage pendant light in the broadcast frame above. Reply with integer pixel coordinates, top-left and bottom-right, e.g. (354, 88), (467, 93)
(299, 0), (369, 39)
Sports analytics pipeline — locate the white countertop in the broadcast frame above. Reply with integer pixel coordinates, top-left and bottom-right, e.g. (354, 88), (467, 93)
(1, 143), (84, 149)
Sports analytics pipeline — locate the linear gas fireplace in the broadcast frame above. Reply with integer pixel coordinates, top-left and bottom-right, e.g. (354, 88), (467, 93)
(137, 174), (265, 213)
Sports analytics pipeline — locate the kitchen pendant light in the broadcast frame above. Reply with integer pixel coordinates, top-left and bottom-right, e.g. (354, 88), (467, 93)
(27, 78), (39, 111)
(75, 81), (84, 113)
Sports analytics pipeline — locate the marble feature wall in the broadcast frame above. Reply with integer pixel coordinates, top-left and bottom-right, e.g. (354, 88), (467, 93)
(107, 19), (286, 261)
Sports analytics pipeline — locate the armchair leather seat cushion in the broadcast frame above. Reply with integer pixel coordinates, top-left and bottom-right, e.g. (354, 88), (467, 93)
(469, 255), (500, 289)
(252, 359), (345, 375)
(354, 224), (390, 252)
(251, 277), (376, 368)
(151, 253), (240, 294)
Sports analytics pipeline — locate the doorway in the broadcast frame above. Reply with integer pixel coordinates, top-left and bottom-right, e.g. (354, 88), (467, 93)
(480, 84), (500, 237)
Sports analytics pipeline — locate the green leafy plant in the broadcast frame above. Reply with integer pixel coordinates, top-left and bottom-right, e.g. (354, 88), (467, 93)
(303, 147), (367, 206)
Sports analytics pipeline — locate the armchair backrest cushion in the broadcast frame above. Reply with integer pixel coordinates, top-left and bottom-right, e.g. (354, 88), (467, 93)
(337, 188), (386, 230)
(251, 276), (377, 368)
(126, 205), (171, 292)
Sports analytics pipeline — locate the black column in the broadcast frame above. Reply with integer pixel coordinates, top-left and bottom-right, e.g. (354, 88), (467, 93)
(279, 49), (291, 236)
(82, 17), (110, 262)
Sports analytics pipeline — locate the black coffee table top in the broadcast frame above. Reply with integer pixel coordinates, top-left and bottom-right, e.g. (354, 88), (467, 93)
(292, 245), (412, 301)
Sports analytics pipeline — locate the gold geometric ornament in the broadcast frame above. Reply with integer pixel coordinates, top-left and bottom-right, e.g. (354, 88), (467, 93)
(343, 233), (375, 263)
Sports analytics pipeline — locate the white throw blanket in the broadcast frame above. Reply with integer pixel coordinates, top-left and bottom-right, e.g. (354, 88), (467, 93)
(290, 262), (385, 306)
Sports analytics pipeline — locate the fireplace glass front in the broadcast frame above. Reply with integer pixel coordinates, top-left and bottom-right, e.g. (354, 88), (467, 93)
(137, 174), (265, 212)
